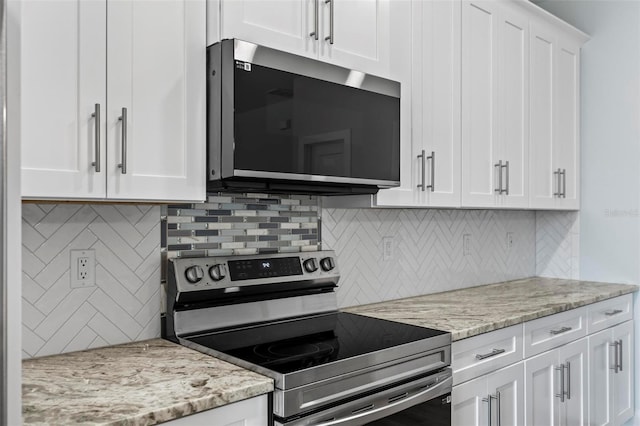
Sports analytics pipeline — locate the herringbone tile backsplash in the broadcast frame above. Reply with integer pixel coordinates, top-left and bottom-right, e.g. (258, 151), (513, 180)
(536, 211), (580, 279)
(323, 209), (538, 308)
(22, 204), (160, 358)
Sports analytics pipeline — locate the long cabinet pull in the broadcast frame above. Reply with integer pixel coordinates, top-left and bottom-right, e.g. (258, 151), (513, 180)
(555, 364), (565, 402)
(118, 107), (128, 174)
(561, 169), (567, 198)
(324, 0), (334, 44)
(501, 161), (509, 195)
(553, 168), (562, 197)
(475, 348), (506, 360)
(605, 309), (623, 316)
(427, 151), (435, 192)
(618, 339), (623, 372)
(417, 150), (426, 191)
(549, 326), (572, 335)
(483, 394), (497, 426)
(565, 361), (571, 400)
(494, 161), (503, 193)
(496, 391), (501, 426)
(91, 103), (101, 173)
(310, 0), (319, 39)
(610, 341), (619, 373)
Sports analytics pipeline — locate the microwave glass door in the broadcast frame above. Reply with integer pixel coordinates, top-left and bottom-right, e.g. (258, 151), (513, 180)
(233, 61), (400, 183)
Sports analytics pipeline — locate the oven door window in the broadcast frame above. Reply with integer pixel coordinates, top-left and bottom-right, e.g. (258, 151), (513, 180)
(366, 393), (451, 426)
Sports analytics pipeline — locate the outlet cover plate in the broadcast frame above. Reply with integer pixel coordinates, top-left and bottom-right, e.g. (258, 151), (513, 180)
(70, 249), (96, 288)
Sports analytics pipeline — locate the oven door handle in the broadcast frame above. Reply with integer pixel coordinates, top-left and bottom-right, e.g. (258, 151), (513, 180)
(315, 376), (452, 426)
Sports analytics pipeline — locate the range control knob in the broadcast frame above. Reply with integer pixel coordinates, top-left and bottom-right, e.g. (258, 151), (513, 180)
(320, 257), (335, 272)
(185, 265), (204, 284)
(209, 264), (226, 281)
(303, 258), (318, 273)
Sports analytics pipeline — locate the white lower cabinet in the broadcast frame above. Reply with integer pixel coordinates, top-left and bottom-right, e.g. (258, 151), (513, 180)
(166, 394), (269, 425)
(524, 337), (588, 426)
(453, 362), (524, 426)
(452, 295), (634, 426)
(588, 320), (634, 426)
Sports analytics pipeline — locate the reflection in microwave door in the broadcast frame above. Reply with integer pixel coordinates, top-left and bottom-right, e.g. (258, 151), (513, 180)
(298, 129), (351, 177)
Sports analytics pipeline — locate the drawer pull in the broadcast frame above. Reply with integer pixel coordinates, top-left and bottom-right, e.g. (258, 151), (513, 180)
(476, 348), (506, 360)
(604, 309), (623, 316)
(549, 326), (572, 335)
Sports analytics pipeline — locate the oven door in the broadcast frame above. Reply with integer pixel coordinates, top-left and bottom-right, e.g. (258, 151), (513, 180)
(275, 369), (452, 426)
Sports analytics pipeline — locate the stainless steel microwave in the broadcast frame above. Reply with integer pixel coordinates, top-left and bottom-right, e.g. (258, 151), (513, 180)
(207, 39), (401, 195)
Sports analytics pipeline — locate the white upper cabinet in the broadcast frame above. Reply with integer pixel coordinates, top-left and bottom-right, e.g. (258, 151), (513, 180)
(18, 0), (107, 199)
(461, 0), (529, 208)
(15, 0), (206, 202)
(106, 0), (206, 201)
(529, 21), (584, 210)
(219, 0), (391, 77)
(375, 0), (461, 208)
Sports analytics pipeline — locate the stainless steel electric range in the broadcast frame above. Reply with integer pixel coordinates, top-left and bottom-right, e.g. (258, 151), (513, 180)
(165, 250), (452, 425)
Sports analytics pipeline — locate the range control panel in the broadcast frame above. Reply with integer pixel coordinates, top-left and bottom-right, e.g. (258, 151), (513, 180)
(170, 250), (340, 294)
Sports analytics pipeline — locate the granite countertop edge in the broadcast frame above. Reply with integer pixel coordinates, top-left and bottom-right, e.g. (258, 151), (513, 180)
(344, 277), (639, 341)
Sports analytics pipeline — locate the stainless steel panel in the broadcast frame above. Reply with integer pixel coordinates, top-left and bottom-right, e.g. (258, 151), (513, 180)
(275, 370), (452, 425)
(233, 170), (400, 189)
(232, 39), (399, 97)
(0, 0), (6, 420)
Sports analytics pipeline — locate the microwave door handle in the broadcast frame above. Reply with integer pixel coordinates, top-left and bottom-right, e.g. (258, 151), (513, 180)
(315, 379), (450, 426)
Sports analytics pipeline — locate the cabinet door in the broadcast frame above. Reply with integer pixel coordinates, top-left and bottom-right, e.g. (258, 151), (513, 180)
(487, 362), (524, 426)
(220, 0), (317, 59)
(319, 0), (390, 77)
(461, 0), (500, 207)
(419, 0), (461, 207)
(612, 321), (634, 425)
(166, 394), (268, 425)
(17, 0), (107, 199)
(557, 338), (588, 426)
(529, 23), (556, 209)
(107, 0), (206, 202)
(589, 329), (614, 426)
(525, 350), (560, 426)
(553, 34), (580, 210)
(453, 375), (488, 426)
(497, 4), (528, 208)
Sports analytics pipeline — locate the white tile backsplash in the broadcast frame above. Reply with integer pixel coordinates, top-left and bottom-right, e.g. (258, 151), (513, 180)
(22, 204), (161, 359)
(535, 210), (580, 279)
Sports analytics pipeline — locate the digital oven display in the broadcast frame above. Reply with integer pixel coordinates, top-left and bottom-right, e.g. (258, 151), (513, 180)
(228, 257), (303, 281)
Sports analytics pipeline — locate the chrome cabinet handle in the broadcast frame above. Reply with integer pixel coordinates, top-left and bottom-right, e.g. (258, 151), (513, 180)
(618, 339), (623, 372)
(476, 348), (506, 360)
(417, 150), (426, 192)
(555, 364), (566, 402)
(427, 151), (435, 192)
(549, 326), (572, 335)
(561, 169), (567, 198)
(565, 361), (571, 400)
(605, 309), (623, 316)
(118, 107), (127, 174)
(496, 391), (501, 426)
(500, 161), (509, 195)
(324, 0), (334, 44)
(610, 341), (620, 373)
(494, 160), (503, 193)
(553, 168), (562, 197)
(91, 103), (101, 173)
(483, 394), (497, 426)
(310, 0), (319, 39)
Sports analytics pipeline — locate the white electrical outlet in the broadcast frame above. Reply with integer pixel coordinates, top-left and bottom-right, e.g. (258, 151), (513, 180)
(70, 249), (96, 288)
(507, 232), (515, 250)
(463, 234), (472, 256)
(382, 236), (394, 261)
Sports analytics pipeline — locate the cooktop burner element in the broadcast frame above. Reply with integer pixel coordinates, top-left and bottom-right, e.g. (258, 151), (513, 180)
(165, 251), (452, 424)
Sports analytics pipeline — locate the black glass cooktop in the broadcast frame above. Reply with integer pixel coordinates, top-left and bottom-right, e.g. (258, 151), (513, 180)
(187, 312), (447, 375)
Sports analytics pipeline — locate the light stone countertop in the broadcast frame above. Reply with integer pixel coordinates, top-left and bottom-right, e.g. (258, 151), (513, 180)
(345, 277), (638, 341)
(22, 338), (274, 425)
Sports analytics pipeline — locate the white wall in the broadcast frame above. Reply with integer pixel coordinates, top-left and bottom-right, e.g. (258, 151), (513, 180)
(536, 1), (640, 422)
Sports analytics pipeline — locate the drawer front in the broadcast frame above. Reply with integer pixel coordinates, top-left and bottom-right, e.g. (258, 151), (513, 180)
(524, 307), (587, 358)
(587, 294), (633, 334)
(452, 324), (523, 385)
